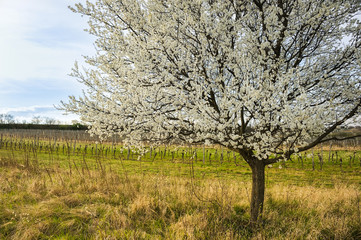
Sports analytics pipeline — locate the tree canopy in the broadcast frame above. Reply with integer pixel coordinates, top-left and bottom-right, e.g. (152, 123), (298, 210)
(62, 0), (361, 224)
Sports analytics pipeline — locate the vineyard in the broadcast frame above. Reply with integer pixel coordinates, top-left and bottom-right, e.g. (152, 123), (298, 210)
(1, 128), (361, 179)
(1, 128), (361, 239)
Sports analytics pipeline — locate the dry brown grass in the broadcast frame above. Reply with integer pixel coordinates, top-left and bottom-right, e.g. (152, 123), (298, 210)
(1, 155), (361, 239)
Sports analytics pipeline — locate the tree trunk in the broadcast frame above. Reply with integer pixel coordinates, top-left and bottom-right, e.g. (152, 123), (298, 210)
(249, 159), (266, 226)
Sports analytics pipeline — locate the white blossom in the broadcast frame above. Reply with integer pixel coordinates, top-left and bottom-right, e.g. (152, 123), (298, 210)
(61, 0), (361, 163)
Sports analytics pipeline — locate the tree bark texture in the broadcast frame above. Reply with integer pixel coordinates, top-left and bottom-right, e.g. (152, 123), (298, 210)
(249, 159), (266, 226)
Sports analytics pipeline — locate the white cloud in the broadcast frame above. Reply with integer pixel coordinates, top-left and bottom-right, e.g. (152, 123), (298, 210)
(0, 0), (94, 82)
(0, 0), (95, 121)
(0, 105), (80, 124)
(0, 105), (53, 114)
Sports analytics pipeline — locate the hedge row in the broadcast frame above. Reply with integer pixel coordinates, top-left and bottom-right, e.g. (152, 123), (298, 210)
(0, 123), (88, 130)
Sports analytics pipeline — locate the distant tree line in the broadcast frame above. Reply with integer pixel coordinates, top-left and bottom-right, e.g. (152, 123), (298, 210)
(0, 114), (62, 125)
(0, 114), (15, 124)
(0, 123), (88, 130)
(0, 114), (87, 130)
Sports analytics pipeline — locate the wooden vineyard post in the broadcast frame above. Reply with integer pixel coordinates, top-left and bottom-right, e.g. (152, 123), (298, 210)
(328, 142), (332, 162)
(233, 151), (238, 166)
(318, 153), (323, 171)
(203, 145), (205, 165)
(220, 147), (223, 164)
(319, 143), (323, 170)
(335, 151), (338, 163)
(111, 135), (115, 154)
(340, 158), (343, 172)
(312, 148), (315, 171)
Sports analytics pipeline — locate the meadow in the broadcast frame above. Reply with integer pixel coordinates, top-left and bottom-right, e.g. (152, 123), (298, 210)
(0, 129), (361, 239)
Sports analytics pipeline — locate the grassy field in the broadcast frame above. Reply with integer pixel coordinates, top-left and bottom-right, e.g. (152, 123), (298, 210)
(1, 133), (361, 239)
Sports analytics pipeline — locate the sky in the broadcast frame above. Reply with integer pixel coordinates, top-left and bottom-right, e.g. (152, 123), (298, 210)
(0, 0), (95, 123)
